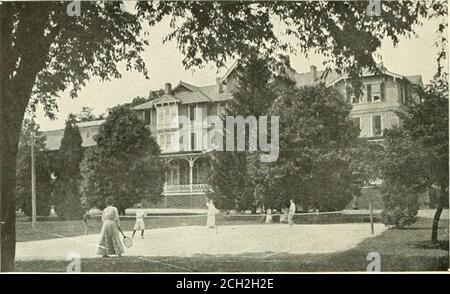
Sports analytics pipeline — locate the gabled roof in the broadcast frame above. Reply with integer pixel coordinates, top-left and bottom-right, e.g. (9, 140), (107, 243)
(174, 81), (212, 102)
(151, 94), (180, 105)
(132, 80), (232, 110)
(41, 120), (104, 151)
(326, 64), (417, 87)
(132, 61), (423, 110)
(292, 69), (341, 87)
(220, 60), (239, 84)
(133, 100), (154, 110)
(405, 75), (423, 86)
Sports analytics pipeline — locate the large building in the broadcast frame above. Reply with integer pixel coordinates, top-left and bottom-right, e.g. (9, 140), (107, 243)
(43, 62), (423, 208)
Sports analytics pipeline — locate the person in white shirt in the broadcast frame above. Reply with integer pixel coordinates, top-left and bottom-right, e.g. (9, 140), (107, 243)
(288, 199), (296, 227)
(206, 199), (219, 228)
(132, 203), (147, 239)
(265, 208), (273, 224)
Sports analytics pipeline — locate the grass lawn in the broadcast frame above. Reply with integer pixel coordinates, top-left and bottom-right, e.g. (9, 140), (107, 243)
(14, 217), (449, 272)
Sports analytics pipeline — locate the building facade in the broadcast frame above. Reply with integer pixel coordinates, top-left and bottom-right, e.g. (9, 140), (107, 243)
(42, 63), (423, 208)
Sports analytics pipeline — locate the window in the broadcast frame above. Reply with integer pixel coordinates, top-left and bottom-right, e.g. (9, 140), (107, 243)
(347, 86), (361, 104)
(158, 135), (165, 149)
(372, 83), (382, 102)
(144, 109), (151, 125)
(405, 87), (411, 104)
(372, 115), (382, 136)
(366, 84), (372, 102)
(190, 105), (196, 121)
(171, 107), (177, 122)
(157, 109), (163, 124)
(352, 117), (361, 131)
(179, 134), (184, 151)
(164, 108), (170, 123)
(165, 134), (172, 151)
(191, 132), (196, 150)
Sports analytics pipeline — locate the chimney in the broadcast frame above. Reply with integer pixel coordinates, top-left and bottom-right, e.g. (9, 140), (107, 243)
(164, 82), (172, 95)
(310, 65), (317, 82)
(216, 77), (223, 93)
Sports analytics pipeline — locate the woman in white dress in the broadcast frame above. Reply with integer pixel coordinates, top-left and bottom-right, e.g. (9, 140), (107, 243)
(206, 199), (218, 228)
(97, 196), (125, 257)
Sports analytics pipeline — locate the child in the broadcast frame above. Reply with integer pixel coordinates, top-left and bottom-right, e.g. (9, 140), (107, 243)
(132, 203), (147, 239)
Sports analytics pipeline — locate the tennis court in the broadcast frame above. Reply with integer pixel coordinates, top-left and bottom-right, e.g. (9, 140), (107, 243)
(16, 223), (386, 261)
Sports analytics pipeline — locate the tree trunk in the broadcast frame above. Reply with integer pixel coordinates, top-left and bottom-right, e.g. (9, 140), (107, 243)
(431, 186), (447, 244)
(0, 143), (19, 271)
(0, 89), (24, 271)
(0, 2), (60, 271)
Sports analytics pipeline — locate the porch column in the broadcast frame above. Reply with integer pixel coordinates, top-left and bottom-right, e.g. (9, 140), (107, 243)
(188, 158), (194, 192)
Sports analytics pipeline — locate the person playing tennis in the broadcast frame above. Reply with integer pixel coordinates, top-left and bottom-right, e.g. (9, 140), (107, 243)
(206, 199), (218, 229)
(265, 208), (273, 224)
(132, 203), (147, 239)
(288, 199), (296, 227)
(97, 196), (125, 258)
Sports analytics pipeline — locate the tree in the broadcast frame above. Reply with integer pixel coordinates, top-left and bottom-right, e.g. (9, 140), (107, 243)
(268, 85), (361, 211)
(382, 76), (448, 241)
(209, 55), (283, 212)
(53, 114), (84, 220)
(0, 0), (442, 272)
(77, 107), (105, 122)
(15, 119), (53, 217)
(81, 106), (166, 215)
(380, 127), (427, 228)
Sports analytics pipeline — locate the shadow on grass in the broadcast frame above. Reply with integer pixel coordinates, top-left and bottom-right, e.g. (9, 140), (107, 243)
(415, 240), (449, 251)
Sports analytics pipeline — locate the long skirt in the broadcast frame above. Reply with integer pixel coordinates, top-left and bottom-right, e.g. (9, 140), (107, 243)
(97, 220), (125, 256)
(207, 214), (216, 227)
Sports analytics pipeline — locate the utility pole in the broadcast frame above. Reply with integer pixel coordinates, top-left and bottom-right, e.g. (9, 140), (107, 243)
(369, 199), (374, 235)
(31, 132), (37, 229)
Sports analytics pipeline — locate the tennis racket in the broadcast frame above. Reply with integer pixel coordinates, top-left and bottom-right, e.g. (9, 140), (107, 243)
(123, 235), (133, 248)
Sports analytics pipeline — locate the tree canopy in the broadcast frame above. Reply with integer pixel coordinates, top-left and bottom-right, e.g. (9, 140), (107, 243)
(381, 76), (449, 240)
(0, 0), (447, 271)
(81, 106), (166, 215)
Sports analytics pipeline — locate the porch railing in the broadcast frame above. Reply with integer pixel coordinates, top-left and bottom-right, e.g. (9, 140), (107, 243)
(164, 183), (210, 193)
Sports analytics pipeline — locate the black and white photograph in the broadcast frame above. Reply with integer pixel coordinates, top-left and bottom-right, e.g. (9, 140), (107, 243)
(0, 0), (448, 274)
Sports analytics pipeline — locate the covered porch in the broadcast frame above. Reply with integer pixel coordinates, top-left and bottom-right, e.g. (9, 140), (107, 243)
(163, 153), (212, 195)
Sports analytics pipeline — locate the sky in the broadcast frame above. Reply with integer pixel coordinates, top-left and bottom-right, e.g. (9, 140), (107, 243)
(35, 13), (447, 131)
